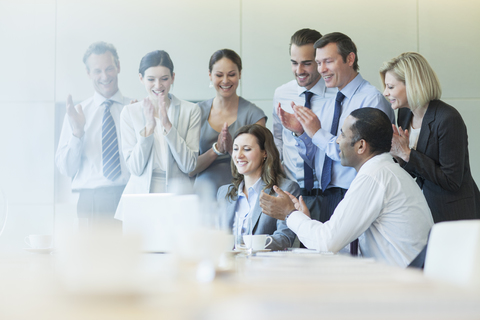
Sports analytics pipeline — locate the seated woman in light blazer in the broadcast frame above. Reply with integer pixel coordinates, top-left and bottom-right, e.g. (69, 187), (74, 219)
(380, 52), (480, 222)
(115, 50), (201, 220)
(217, 124), (299, 251)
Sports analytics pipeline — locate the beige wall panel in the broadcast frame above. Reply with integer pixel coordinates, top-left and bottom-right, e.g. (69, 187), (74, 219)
(55, 0), (241, 103)
(0, 1), (55, 102)
(442, 99), (480, 183)
(248, 100), (274, 131)
(241, 0), (418, 101)
(0, 103), (54, 205)
(419, 0), (480, 98)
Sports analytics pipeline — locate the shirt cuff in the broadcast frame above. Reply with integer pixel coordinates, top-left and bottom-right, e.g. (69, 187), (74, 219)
(68, 133), (83, 147)
(293, 131), (311, 142)
(286, 210), (312, 233)
(312, 128), (331, 150)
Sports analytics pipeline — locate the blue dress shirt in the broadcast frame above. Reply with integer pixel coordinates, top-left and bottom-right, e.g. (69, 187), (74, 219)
(294, 73), (395, 190)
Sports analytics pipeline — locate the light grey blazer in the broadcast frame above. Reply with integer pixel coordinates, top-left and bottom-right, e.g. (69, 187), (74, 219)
(217, 178), (300, 251)
(115, 94), (201, 220)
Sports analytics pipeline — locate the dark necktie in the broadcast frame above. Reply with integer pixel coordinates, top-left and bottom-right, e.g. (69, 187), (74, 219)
(303, 91), (314, 191)
(102, 100), (121, 181)
(350, 239), (359, 256)
(320, 91), (344, 191)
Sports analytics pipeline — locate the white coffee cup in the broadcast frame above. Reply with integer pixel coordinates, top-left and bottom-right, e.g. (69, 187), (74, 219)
(24, 234), (52, 249)
(243, 234), (273, 250)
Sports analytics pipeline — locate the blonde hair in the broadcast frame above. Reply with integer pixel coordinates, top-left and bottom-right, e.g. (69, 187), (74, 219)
(380, 52), (441, 111)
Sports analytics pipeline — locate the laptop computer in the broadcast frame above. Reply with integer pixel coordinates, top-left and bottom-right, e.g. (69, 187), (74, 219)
(121, 193), (200, 252)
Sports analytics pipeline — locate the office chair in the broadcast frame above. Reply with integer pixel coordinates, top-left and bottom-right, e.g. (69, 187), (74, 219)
(424, 220), (480, 287)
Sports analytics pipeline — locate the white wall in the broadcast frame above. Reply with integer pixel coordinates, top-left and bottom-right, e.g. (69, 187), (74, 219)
(1, 0), (479, 252)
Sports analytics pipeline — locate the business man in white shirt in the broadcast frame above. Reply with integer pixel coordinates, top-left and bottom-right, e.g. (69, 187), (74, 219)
(260, 108), (433, 267)
(273, 29), (337, 223)
(56, 41), (132, 230)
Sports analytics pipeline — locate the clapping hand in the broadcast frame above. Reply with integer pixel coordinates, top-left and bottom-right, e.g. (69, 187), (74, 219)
(293, 104), (322, 138)
(284, 191), (310, 218)
(277, 102), (304, 136)
(259, 185), (296, 220)
(143, 97), (157, 136)
(215, 122), (233, 155)
(157, 95), (172, 133)
(66, 94), (85, 138)
(220, 122), (233, 155)
(390, 124), (411, 162)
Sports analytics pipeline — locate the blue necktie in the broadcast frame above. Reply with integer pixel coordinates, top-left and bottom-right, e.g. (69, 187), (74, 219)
(102, 100), (121, 181)
(321, 91), (344, 191)
(303, 91), (314, 191)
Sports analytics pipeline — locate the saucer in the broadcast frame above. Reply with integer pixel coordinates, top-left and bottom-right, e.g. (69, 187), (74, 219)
(232, 248), (272, 253)
(253, 249), (271, 253)
(23, 247), (54, 254)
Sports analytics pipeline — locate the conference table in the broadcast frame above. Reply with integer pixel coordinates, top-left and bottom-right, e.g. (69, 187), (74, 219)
(1, 248), (480, 320)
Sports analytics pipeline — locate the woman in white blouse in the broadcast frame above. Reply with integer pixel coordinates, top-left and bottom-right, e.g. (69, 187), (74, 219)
(115, 50), (201, 220)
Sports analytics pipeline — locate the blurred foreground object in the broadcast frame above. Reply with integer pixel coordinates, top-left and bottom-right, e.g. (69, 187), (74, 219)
(425, 220), (480, 287)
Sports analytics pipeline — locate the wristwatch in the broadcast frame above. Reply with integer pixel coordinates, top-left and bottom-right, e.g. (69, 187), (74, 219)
(212, 142), (226, 156)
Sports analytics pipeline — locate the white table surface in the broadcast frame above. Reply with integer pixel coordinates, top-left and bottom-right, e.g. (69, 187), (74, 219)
(1, 249), (479, 320)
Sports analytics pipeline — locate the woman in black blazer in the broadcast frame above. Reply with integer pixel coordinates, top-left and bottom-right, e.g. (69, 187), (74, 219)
(380, 52), (480, 223)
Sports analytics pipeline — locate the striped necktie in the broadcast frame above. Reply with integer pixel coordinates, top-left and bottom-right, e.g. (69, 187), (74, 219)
(102, 100), (121, 181)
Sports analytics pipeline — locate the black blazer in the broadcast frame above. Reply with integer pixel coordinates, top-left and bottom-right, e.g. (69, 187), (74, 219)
(397, 100), (480, 222)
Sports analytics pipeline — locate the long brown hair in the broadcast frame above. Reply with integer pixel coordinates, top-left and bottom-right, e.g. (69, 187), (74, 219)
(226, 124), (285, 201)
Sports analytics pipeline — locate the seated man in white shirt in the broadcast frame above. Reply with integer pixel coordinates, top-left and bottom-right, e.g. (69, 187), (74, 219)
(260, 107), (433, 267)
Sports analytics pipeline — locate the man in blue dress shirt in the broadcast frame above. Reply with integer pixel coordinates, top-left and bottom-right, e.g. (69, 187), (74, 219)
(276, 32), (394, 223)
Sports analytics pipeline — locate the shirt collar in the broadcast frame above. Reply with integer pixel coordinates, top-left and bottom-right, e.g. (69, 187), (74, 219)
(93, 90), (124, 107)
(296, 77), (327, 98)
(339, 73), (363, 100)
(358, 152), (392, 174)
(238, 177), (263, 198)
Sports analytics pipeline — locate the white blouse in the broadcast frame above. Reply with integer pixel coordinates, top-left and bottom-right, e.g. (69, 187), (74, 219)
(409, 126), (421, 150)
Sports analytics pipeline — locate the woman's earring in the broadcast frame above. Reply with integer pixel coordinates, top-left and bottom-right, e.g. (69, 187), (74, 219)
(264, 157), (267, 161)
(209, 81), (213, 88)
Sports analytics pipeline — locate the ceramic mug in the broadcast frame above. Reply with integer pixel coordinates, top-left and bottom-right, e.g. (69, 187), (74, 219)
(24, 234), (52, 249)
(243, 234), (273, 250)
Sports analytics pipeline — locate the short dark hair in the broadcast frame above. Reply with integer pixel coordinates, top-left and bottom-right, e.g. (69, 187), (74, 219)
(289, 28), (322, 54)
(314, 32), (359, 72)
(349, 108), (392, 155)
(208, 49), (242, 73)
(139, 50), (174, 76)
(83, 41), (119, 71)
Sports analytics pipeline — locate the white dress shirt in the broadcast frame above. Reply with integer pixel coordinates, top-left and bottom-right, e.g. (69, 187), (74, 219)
(55, 90), (131, 190)
(273, 78), (336, 188)
(287, 153), (434, 267)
